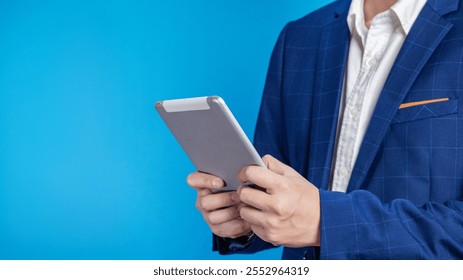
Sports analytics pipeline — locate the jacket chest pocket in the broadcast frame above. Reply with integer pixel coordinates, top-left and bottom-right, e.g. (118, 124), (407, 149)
(391, 99), (458, 125)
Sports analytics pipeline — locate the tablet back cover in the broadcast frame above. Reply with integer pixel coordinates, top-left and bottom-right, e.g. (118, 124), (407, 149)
(156, 96), (264, 192)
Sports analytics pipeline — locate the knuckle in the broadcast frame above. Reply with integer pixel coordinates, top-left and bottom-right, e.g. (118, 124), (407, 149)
(207, 212), (218, 225)
(276, 179), (288, 191)
(187, 172), (216, 189)
(203, 177), (214, 188)
(238, 205), (247, 219)
(265, 231), (279, 245)
(195, 194), (206, 211)
(238, 167), (248, 182)
(202, 176), (211, 188)
(238, 188), (248, 202)
(219, 193), (230, 206)
(271, 198), (286, 216)
(239, 220), (247, 232)
(267, 216), (279, 229)
(238, 205), (248, 220)
(231, 221), (248, 238)
(242, 167), (253, 181)
(213, 227), (226, 238)
(199, 198), (209, 211)
(228, 207), (238, 220)
(203, 213), (212, 225)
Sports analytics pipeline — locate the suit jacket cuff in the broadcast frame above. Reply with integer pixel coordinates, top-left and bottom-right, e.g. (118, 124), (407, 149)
(212, 233), (275, 255)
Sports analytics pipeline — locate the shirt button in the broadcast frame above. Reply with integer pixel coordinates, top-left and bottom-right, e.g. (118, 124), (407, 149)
(338, 167), (348, 178)
(368, 57), (378, 67)
(349, 107), (359, 118)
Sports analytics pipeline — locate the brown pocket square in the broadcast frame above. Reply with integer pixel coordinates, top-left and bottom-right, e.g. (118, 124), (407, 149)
(399, 98), (449, 109)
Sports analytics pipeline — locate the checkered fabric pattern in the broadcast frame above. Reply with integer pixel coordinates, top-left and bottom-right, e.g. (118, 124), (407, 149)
(214, 0), (463, 259)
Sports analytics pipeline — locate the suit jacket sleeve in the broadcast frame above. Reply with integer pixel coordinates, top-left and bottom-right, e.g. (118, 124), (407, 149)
(319, 189), (463, 259)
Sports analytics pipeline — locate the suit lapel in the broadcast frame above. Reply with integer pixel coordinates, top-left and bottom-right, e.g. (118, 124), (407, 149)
(307, 5), (350, 190)
(347, 2), (456, 191)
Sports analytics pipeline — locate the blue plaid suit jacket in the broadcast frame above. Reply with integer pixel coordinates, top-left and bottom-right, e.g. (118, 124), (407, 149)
(214, 0), (463, 259)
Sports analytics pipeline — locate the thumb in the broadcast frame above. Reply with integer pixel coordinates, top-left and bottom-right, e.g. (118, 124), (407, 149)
(262, 154), (299, 176)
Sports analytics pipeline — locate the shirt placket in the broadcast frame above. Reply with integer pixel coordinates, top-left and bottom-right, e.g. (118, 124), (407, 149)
(331, 13), (393, 192)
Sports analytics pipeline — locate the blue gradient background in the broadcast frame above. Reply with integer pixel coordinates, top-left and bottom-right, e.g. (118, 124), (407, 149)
(0, 0), (332, 259)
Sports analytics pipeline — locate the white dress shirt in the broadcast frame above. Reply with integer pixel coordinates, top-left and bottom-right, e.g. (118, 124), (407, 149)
(330, 0), (427, 192)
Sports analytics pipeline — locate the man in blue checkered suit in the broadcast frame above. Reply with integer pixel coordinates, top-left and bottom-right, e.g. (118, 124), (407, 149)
(187, 0), (463, 259)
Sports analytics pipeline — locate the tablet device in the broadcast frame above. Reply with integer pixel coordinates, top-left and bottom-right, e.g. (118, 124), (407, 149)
(155, 96), (265, 192)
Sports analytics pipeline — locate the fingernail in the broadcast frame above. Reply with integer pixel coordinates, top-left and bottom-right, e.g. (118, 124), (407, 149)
(212, 178), (223, 188)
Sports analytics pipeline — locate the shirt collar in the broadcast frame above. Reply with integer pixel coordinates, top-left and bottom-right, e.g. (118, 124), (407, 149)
(347, 0), (427, 36)
(390, 0), (427, 35)
(347, 0), (366, 36)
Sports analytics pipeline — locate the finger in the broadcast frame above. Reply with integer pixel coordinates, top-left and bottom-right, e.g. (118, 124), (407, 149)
(197, 188), (212, 198)
(262, 154), (299, 176)
(204, 206), (240, 225)
(187, 172), (225, 190)
(238, 186), (272, 212)
(197, 191), (238, 212)
(239, 205), (267, 227)
(237, 165), (281, 192)
(211, 219), (251, 239)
